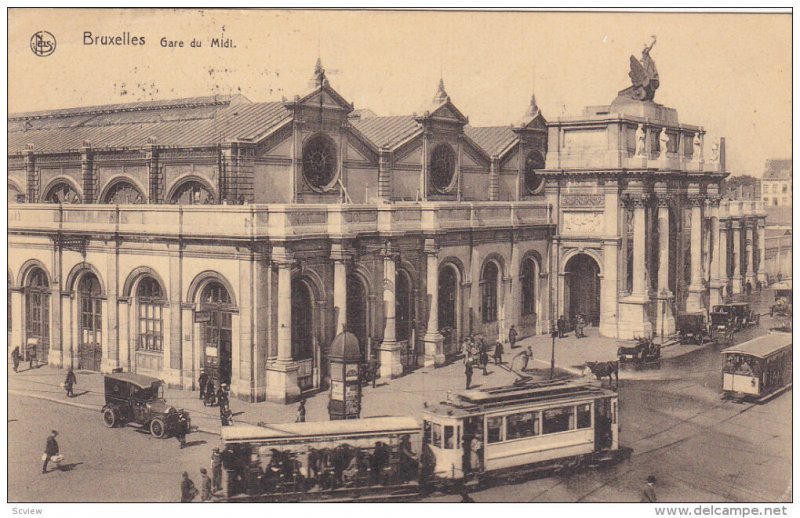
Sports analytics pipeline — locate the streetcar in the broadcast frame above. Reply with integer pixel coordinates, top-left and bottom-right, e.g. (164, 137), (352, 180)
(212, 379), (628, 501)
(721, 331), (792, 402)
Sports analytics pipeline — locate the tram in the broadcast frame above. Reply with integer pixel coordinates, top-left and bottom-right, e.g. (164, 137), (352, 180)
(721, 330), (792, 402)
(213, 379), (628, 501)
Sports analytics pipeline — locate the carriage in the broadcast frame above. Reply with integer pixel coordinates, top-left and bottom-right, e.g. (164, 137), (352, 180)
(770, 280), (792, 318)
(676, 313), (709, 345)
(617, 336), (661, 363)
(721, 331), (792, 402)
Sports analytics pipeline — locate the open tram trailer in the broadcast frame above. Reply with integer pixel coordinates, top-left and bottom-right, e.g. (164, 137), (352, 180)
(721, 332), (792, 402)
(422, 379), (624, 483)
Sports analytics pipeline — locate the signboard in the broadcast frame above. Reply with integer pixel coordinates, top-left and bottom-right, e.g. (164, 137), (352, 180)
(344, 363), (360, 382)
(330, 380), (344, 401)
(195, 311), (211, 323)
(344, 384), (360, 415)
(205, 346), (218, 357)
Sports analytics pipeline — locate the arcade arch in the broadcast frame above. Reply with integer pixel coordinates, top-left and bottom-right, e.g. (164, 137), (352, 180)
(564, 253), (601, 326)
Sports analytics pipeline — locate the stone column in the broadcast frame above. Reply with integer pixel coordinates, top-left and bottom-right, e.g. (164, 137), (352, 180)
(655, 193), (675, 335)
(618, 191), (652, 339)
(686, 195), (705, 312)
(422, 238), (444, 367)
(718, 221), (729, 296)
(117, 298), (130, 372)
(708, 197), (723, 307)
(731, 220), (743, 294)
(632, 195), (647, 297)
(757, 219), (768, 285)
(265, 248), (300, 403)
(745, 222), (756, 288)
(599, 181), (619, 338)
(10, 288), (23, 353)
(379, 244), (402, 379)
(331, 244), (348, 334)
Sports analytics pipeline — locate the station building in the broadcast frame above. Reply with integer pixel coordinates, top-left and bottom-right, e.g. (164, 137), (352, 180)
(7, 57), (768, 403)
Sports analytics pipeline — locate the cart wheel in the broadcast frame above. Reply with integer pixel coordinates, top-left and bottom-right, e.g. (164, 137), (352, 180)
(102, 408), (118, 428)
(150, 417), (166, 438)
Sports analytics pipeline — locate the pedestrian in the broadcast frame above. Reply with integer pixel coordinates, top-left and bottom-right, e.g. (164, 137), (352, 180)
(465, 362), (473, 390)
(515, 347), (533, 372)
(576, 314), (586, 339)
(211, 448), (223, 492)
(198, 369), (209, 401)
(176, 412), (189, 449)
(640, 475), (657, 502)
(508, 325), (518, 349)
(181, 471), (199, 502)
(64, 366), (77, 398)
(462, 337), (473, 365)
(368, 355), (380, 389)
(27, 341), (37, 369)
(557, 315), (567, 338)
(200, 468), (213, 501)
(42, 430), (59, 474)
(217, 383), (229, 410)
(11, 346), (21, 373)
(296, 397), (306, 423)
(493, 341), (504, 365)
(479, 346), (489, 375)
(220, 403), (233, 426)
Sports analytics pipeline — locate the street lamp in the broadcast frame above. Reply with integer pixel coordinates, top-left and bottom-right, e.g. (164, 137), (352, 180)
(550, 321), (558, 379)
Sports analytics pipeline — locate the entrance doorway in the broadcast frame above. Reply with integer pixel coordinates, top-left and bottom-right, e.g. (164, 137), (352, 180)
(78, 273), (103, 371)
(25, 268), (50, 364)
(292, 278), (315, 390)
(564, 254), (601, 326)
(438, 265), (459, 356)
(200, 282), (234, 388)
(346, 274), (368, 358)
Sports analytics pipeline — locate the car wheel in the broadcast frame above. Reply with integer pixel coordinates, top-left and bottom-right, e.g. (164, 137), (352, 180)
(102, 408), (117, 428)
(150, 418), (166, 438)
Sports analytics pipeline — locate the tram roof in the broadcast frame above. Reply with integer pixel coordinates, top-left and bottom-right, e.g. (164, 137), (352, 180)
(722, 334), (792, 359)
(424, 379), (613, 416)
(221, 416), (420, 443)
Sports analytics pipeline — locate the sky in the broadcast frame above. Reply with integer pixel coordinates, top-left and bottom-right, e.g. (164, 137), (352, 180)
(8, 9), (792, 177)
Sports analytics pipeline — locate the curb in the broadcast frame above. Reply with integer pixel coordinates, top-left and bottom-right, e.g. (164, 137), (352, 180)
(9, 389), (221, 436)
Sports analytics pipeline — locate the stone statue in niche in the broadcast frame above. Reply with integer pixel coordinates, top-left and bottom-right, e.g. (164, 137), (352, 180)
(693, 134), (702, 159)
(635, 125), (647, 157)
(659, 130), (670, 159)
(710, 140), (720, 163)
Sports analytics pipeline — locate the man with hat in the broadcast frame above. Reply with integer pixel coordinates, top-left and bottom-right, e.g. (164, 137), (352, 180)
(181, 471), (198, 502)
(211, 448), (223, 492)
(640, 475), (657, 502)
(200, 468), (212, 501)
(42, 430), (59, 474)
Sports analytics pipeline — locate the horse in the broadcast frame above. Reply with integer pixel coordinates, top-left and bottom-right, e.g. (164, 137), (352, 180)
(584, 360), (619, 389)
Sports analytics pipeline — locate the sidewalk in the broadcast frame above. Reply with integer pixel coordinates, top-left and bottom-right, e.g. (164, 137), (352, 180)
(7, 319), (720, 435)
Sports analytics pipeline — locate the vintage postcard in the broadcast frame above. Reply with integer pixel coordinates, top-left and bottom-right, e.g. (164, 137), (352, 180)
(6, 8), (793, 513)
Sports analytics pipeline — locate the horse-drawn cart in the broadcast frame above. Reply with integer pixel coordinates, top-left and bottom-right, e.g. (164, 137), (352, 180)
(676, 313), (708, 345)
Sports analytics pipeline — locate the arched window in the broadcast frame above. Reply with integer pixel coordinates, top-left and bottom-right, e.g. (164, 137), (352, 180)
(44, 182), (81, 204)
(481, 261), (499, 323)
(200, 281), (233, 386)
(524, 151), (545, 194)
(25, 268), (50, 363)
(291, 279), (314, 361)
(136, 277), (165, 352)
(78, 273), (103, 371)
(395, 271), (413, 342)
(104, 181), (145, 204)
(170, 180), (214, 205)
(521, 258), (538, 316)
(302, 134), (338, 191)
(430, 143), (456, 192)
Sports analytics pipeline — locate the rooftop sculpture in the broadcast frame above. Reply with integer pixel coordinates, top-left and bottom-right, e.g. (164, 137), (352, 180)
(619, 36), (660, 102)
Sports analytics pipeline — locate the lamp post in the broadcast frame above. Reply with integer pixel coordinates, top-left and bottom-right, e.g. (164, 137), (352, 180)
(550, 321), (558, 379)
(328, 331), (363, 420)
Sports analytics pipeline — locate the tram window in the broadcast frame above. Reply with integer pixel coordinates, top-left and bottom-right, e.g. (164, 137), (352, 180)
(487, 416), (503, 443)
(576, 404), (592, 429)
(542, 407), (575, 434)
(506, 411), (539, 440)
(444, 426), (455, 449)
(432, 423), (442, 448)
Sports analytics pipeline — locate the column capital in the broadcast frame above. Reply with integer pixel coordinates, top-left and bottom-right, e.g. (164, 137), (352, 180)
(330, 242), (353, 262)
(655, 193), (673, 207)
(706, 195), (722, 208)
(687, 194), (705, 207)
(272, 246), (294, 266)
(624, 192), (649, 208)
(423, 238), (438, 255)
(730, 219), (741, 229)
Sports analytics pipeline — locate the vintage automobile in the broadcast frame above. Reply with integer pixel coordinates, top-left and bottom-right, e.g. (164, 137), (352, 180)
(676, 313), (708, 345)
(711, 303), (759, 332)
(618, 336), (661, 364)
(770, 280), (792, 318)
(101, 371), (190, 438)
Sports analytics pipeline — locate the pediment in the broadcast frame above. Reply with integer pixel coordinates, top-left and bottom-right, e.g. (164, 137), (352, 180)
(294, 84), (354, 112)
(429, 101), (468, 124)
(518, 111), (548, 131)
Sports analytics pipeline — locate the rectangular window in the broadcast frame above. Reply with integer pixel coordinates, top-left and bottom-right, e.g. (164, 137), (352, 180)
(542, 407), (575, 434)
(487, 416), (504, 443)
(431, 423), (442, 448)
(444, 426), (455, 449)
(576, 403), (592, 429)
(506, 411), (539, 440)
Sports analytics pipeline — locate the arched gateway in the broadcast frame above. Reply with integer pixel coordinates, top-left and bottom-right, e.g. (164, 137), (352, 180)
(564, 254), (601, 326)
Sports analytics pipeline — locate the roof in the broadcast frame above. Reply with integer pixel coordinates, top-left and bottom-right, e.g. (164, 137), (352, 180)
(221, 416), (420, 443)
(464, 126), (517, 158)
(105, 371), (162, 388)
(351, 115), (421, 149)
(763, 159), (792, 181)
(721, 333), (792, 359)
(8, 95), (293, 154)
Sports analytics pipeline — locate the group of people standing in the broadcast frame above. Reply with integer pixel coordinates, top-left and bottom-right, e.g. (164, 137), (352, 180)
(198, 370), (233, 426)
(181, 448), (224, 502)
(462, 326), (526, 389)
(556, 314), (587, 339)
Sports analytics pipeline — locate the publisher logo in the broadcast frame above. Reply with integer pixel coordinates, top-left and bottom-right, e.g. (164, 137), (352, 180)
(30, 31), (56, 57)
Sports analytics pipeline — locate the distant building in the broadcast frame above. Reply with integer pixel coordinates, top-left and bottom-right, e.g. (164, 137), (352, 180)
(761, 159), (792, 207)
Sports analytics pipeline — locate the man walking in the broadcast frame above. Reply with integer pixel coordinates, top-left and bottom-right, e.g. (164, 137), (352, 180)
(181, 471), (199, 502)
(27, 341), (37, 370)
(575, 314), (586, 339)
(640, 475), (657, 502)
(493, 341), (504, 365)
(465, 362), (473, 390)
(176, 412), (189, 449)
(42, 430), (59, 474)
(64, 367), (77, 398)
(200, 468), (213, 501)
(557, 315), (567, 338)
(296, 397), (306, 423)
(479, 344), (489, 375)
(198, 369), (209, 401)
(11, 346), (21, 373)
(211, 448), (223, 492)
(508, 325), (518, 349)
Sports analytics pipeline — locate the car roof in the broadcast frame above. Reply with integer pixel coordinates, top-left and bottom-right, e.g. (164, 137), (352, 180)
(105, 371), (162, 389)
